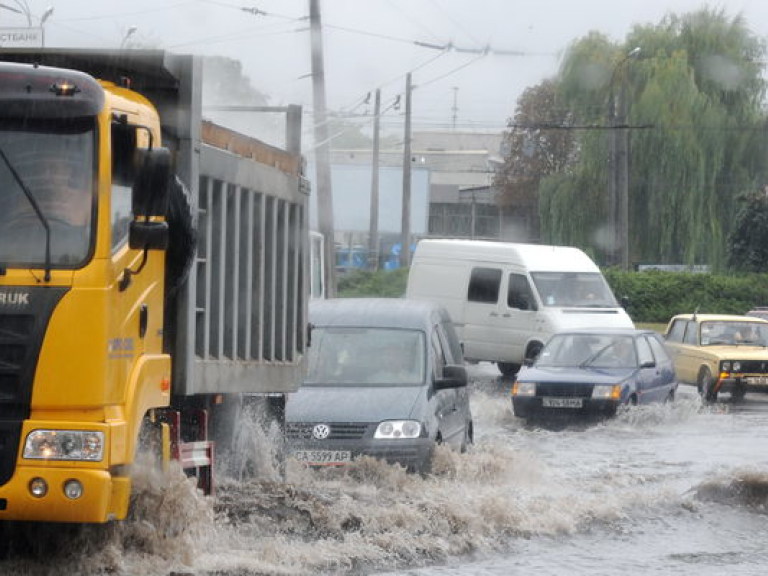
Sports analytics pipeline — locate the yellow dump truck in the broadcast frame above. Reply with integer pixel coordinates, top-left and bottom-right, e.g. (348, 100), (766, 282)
(0, 49), (309, 523)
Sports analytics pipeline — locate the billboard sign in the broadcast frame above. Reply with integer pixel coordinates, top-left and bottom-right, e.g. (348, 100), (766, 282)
(0, 27), (43, 48)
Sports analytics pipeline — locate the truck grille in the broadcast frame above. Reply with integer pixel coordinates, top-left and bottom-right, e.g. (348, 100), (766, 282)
(0, 287), (67, 486)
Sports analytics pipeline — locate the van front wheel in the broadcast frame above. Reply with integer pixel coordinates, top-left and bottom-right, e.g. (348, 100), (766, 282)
(497, 362), (520, 377)
(525, 342), (543, 365)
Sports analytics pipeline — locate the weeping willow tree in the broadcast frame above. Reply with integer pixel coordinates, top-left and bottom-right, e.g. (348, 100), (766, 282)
(536, 8), (768, 269)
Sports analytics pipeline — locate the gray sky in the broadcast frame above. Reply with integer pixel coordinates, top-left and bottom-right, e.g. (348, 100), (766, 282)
(3, 0), (767, 133)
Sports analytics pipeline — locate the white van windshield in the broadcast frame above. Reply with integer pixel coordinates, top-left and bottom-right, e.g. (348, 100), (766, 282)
(306, 327), (426, 386)
(530, 272), (619, 308)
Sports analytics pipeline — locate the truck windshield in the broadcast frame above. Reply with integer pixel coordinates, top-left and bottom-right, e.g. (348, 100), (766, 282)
(530, 271), (619, 308)
(0, 118), (96, 268)
(305, 327), (426, 386)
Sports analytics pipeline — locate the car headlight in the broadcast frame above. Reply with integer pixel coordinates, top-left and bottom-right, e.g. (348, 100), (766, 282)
(512, 382), (537, 397)
(23, 430), (104, 461)
(592, 385), (621, 400)
(722, 361), (731, 372)
(374, 420), (422, 439)
(732, 361), (741, 372)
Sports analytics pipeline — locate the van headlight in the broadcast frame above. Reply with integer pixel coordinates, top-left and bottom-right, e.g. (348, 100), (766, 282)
(23, 430), (104, 461)
(374, 420), (422, 439)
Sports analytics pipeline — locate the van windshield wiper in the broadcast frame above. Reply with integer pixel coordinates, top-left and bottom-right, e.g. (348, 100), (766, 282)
(0, 145), (52, 281)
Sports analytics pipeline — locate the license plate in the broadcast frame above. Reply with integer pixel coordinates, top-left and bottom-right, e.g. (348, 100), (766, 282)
(542, 397), (583, 409)
(292, 450), (352, 465)
(746, 376), (768, 385)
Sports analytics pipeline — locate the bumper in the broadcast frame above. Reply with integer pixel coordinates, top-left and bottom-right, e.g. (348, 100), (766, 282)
(0, 467), (131, 523)
(512, 397), (618, 419)
(288, 438), (435, 473)
(716, 376), (768, 394)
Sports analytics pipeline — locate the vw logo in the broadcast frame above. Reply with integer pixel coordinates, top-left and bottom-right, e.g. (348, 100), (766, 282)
(312, 424), (331, 440)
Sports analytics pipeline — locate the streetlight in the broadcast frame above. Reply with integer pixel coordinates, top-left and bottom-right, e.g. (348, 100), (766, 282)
(120, 25), (137, 49)
(607, 46), (640, 270)
(40, 5), (53, 47)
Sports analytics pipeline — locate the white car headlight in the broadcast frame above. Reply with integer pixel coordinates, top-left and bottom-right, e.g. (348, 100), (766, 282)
(512, 382), (537, 397)
(374, 420), (422, 439)
(23, 430), (104, 461)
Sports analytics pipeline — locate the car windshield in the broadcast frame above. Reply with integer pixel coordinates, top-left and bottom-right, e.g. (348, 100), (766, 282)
(0, 118), (96, 268)
(536, 333), (638, 368)
(699, 321), (768, 346)
(305, 326), (426, 386)
(530, 272), (619, 308)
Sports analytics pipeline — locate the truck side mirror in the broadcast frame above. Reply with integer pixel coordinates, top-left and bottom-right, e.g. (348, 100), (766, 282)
(133, 147), (171, 218)
(129, 220), (169, 251)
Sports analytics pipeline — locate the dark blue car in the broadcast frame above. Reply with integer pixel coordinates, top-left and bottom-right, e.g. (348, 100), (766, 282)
(511, 328), (677, 421)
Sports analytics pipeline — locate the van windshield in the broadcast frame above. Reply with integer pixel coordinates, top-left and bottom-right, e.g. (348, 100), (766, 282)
(530, 272), (618, 308)
(305, 327), (426, 386)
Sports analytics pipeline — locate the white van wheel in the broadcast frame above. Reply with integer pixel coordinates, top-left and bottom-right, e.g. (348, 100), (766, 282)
(525, 343), (543, 364)
(497, 362), (520, 377)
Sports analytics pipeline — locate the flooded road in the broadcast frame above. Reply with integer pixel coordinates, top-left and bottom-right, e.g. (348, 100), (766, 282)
(3, 362), (768, 575)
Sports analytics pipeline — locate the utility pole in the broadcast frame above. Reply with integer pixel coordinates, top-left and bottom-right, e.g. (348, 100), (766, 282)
(608, 47), (639, 270)
(451, 86), (458, 130)
(368, 88), (381, 271)
(400, 73), (412, 269)
(309, 0), (336, 297)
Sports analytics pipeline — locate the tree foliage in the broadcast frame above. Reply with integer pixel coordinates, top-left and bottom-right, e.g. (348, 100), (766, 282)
(728, 190), (768, 272)
(494, 80), (577, 239)
(498, 8), (768, 270)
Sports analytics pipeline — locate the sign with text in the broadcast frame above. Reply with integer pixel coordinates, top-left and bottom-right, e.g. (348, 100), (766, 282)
(0, 27), (43, 48)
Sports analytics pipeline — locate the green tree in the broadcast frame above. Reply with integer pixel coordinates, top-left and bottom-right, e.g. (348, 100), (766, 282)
(494, 79), (576, 240)
(516, 8), (768, 269)
(728, 189), (768, 272)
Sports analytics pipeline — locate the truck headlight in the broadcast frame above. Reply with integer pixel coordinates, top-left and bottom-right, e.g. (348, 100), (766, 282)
(374, 420), (422, 439)
(23, 430), (104, 461)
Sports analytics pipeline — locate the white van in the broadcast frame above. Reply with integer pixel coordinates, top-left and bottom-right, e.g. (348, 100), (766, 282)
(406, 239), (634, 376)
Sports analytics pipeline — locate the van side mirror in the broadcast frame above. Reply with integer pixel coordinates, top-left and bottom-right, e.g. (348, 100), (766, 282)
(133, 147), (171, 218)
(434, 364), (468, 389)
(621, 295), (630, 309)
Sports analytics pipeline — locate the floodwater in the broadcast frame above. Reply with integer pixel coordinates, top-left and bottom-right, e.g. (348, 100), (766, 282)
(2, 363), (768, 575)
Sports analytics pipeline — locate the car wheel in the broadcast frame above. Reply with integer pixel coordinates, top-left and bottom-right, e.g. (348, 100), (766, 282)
(699, 367), (718, 403)
(498, 362), (520, 377)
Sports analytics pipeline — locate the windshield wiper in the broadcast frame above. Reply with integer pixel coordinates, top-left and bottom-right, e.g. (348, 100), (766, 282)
(579, 344), (612, 368)
(0, 145), (52, 281)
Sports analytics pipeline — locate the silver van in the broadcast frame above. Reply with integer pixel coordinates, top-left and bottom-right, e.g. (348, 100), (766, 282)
(285, 298), (473, 474)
